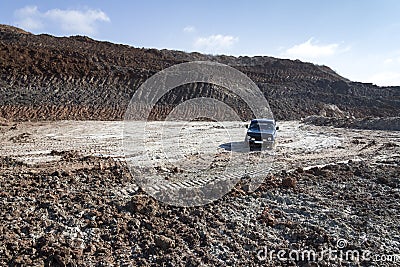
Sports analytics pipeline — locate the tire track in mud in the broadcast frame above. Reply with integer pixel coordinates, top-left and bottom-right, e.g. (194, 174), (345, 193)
(1, 120), (398, 199)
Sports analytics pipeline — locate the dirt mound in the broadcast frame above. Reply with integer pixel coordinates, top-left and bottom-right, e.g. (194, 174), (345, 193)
(1, 152), (399, 266)
(0, 24), (31, 35)
(0, 25), (399, 121)
(303, 115), (400, 131)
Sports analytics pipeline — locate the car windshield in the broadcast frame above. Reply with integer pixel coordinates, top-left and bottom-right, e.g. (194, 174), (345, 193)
(249, 122), (274, 131)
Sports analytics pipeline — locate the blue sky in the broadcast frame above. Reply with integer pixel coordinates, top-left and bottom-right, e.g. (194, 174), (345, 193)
(1, 0), (400, 86)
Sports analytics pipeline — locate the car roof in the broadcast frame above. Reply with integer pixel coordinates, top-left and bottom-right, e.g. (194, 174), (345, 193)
(251, 118), (275, 124)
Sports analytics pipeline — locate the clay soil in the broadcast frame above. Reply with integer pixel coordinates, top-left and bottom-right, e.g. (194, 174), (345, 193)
(1, 121), (399, 266)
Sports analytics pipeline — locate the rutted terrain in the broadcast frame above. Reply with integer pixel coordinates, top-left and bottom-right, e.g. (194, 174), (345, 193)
(0, 121), (399, 266)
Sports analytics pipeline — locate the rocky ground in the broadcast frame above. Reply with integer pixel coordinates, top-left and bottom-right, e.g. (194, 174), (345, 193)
(1, 120), (399, 266)
(303, 116), (400, 131)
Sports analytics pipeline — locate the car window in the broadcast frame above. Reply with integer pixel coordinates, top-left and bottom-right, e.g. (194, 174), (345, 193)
(249, 122), (274, 131)
(249, 123), (259, 130)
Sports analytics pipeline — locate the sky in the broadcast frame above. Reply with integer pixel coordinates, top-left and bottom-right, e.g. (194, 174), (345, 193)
(1, 0), (400, 86)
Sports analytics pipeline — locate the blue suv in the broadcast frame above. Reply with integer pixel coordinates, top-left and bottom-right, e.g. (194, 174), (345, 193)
(245, 119), (278, 149)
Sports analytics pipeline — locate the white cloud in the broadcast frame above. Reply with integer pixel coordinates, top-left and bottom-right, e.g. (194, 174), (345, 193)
(194, 34), (239, 54)
(14, 6), (43, 31)
(384, 56), (400, 65)
(14, 5), (110, 35)
(183, 26), (195, 33)
(367, 71), (400, 86)
(44, 8), (110, 35)
(283, 38), (346, 60)
(384, 58), (394, 64)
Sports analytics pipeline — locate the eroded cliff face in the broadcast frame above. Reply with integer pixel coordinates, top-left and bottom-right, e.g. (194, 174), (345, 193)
(1, 24), (399, 121)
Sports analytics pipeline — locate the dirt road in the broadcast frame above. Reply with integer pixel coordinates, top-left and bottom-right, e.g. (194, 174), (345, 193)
(1, 120), (398, 171)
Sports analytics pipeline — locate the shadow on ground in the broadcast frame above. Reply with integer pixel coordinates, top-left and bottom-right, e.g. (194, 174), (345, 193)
(219, 141), (271, 152)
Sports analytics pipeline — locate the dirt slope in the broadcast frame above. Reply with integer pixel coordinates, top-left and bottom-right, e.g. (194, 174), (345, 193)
(1, 24), (399, 121)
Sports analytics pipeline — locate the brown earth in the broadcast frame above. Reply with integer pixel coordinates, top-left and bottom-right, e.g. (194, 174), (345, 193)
(303, 115), (400, 131)
(1, 120), (399, 266)
(1, 24), (399, 122)
(1, 152), (399, 266)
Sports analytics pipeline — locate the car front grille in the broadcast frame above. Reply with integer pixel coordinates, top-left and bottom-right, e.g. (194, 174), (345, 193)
(249, 133), (273, 141)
